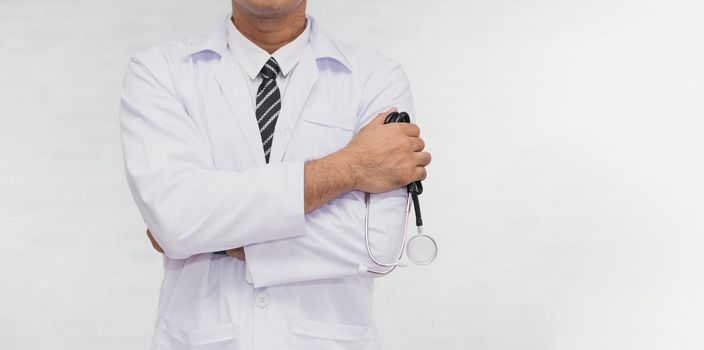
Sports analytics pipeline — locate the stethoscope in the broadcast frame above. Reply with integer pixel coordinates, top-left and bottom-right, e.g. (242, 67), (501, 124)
(360, 111), (438, 275)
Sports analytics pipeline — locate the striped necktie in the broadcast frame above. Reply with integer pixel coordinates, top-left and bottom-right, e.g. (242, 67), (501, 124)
(256, 57), (281, 163)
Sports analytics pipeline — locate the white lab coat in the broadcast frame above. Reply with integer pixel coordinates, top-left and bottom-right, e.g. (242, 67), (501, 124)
(120, 16), (414, 350)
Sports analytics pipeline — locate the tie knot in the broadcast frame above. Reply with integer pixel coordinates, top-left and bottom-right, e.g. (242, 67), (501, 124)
(259, 57), (280, 79)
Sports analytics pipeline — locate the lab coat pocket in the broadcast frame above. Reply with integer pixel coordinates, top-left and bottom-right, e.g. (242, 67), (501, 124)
(289, 318), (376, 349)
(155, 317), (237, 350)
(289, 112), (358, 161)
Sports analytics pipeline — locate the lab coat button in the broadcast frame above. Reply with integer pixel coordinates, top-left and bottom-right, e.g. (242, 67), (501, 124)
(255, 293), (269, 308)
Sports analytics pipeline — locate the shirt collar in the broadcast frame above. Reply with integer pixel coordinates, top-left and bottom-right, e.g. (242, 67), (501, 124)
(185, 15), (350, 72)
(226, 15), (310, 80)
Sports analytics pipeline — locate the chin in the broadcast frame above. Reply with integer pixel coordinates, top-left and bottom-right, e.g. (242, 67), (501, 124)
(234, 0), (305, 18)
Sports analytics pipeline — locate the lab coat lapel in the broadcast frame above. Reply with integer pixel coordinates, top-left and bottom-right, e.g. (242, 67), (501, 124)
(214, 51), (265, 167)
(270, 47), (319, 162)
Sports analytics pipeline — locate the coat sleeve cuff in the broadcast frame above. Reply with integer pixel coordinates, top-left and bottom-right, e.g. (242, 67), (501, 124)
(243, 240), (295, 288)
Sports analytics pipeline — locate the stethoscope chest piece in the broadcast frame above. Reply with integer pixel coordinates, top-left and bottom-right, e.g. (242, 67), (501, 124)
(406, 227), (438, 265)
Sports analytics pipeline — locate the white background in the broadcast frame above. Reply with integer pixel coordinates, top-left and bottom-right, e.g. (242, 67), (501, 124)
(1, 0), (703, 349)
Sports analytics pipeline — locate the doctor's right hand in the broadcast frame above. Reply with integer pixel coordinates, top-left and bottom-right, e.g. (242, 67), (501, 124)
(341, 109), (431, 194)
(145, 229), (246, 260)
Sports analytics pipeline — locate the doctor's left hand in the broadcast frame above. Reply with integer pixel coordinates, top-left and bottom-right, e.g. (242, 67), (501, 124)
(145, 229), (246, 260)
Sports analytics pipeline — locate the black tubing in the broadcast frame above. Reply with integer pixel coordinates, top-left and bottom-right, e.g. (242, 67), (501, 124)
(383, 111), (424, 227)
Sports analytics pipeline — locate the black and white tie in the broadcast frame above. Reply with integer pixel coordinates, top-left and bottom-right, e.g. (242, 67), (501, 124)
(256, 57), (281, 163)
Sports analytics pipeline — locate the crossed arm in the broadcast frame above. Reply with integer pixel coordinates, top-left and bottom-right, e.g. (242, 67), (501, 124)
(143, 110), (430, 261)
(121, 55), (428, 285)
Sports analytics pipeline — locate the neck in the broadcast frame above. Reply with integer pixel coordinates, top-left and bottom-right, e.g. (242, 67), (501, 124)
(231, 3), (307, 54)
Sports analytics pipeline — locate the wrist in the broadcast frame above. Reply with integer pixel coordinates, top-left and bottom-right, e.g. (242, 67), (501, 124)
(328, 149), (358, 192)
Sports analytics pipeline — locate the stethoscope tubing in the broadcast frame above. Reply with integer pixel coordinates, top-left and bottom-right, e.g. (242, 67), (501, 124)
(363, 192), (413, 275)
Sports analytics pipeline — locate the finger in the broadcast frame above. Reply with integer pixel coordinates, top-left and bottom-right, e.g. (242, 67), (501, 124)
(225, 249), (242, 259)
(414, 151), (432, 166)
(410, 137), (425, 151)
(413, 166), (428, 181)
(399, 123), (420, 137)
(146, 229), (164, 253)
(227, 249), (246, 260)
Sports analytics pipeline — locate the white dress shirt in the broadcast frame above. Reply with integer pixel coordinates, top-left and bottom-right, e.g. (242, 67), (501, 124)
(120, 15), (415, 350)
(226, 17), (311, 106)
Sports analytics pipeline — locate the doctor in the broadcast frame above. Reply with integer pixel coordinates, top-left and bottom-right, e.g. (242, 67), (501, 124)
(120, 0), (430, 349)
